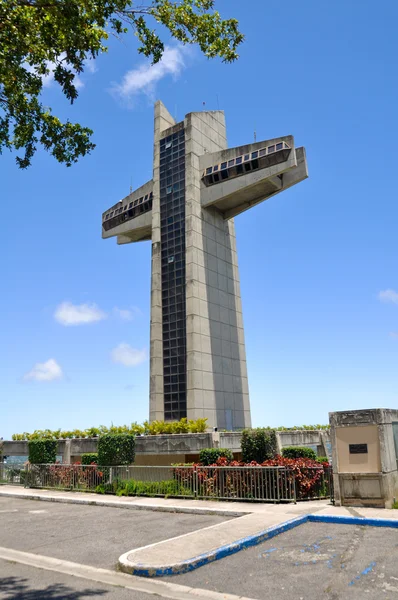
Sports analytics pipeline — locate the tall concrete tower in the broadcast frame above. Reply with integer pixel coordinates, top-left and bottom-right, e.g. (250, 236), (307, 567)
(102, 101), (308, 430)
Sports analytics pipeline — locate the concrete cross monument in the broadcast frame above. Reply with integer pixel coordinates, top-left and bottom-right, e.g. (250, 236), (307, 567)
(102, 102), (308, 430)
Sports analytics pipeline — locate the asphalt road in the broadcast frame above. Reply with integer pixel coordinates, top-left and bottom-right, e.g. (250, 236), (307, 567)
(0, 497), (229, 569)
(0, 560), (155, 600)
(1, 496), (397, 600)
(169, 521), (398, 599)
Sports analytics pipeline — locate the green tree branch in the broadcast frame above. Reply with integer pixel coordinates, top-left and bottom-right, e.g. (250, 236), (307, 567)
(0, 0), (243, 167)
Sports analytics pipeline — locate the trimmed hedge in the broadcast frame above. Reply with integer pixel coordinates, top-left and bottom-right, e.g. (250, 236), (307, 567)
(81, 453), (98, 465)
(28, 439), (57, 464)
(282, 446), (317, 461)
(241, 428), (278, 463)
(199, 448), (234, 466)
(98, 434), (135, 466)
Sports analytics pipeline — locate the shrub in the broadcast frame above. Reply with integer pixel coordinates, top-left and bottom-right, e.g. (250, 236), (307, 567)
(98, 434), (135, 466)
(28, 439), (57, 464)
(94, 478), (191, 497)
(199, 448), (234, 465)
(241, 429), (278, 463)
(275, 425), (330, 431)
(316, 456), (329, 465)
(282, 447), (317, 461)
(81, 453), (98, 465)
(173, 456), (329, 501)
(116, 479), (191, 497)
(12, 417), (208, 440)
(130, 422), (145, 436)
(25, 463), (103, 489)
(262, 456), (327, 499)
(187, 418), (207, 433)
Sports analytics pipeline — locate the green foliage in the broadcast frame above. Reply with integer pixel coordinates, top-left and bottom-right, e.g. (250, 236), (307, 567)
(142, 417), (207, 435)
(94, 478), (189, 497)
(392, 501), (398, 510)
(199, 448), (234, 465)
(81, 453), (98, 465)
(129, 422), (145, 436)
(275, 425), (330, 431)
(0, 0), (243, 168)
(12, 418), (208, 440)
(116, 479), (190, 497)
(187, 418), (208, 433)
(28, 439), (57, 464)
(282, 447), (317, 461)
(316, 456), (329, 464)
(241, 429), (278, 463)
(97, 434), (135, 466)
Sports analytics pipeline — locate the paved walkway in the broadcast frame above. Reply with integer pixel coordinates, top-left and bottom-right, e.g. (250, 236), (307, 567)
(1, 485), (397, 579)
(0, 484), (326, 516)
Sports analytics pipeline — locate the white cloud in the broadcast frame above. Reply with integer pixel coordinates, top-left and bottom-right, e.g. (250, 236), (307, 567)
(111, 343), (147, 367)
(54, 302), (107, 326)
(389, 332), (398, 339)
(26, 62), (55, 87)
(110, 45), (186, 101)
(84, 59), (98, 74)
(113, 306), (142, 321)
(23, 359), (63, 382)
(26, 55), (88, 89)
(74, 75), (85, 90)
(379, 289), (398, 304)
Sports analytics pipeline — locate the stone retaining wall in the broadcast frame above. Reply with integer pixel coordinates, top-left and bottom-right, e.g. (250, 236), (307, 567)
(3, 429), (331, 464)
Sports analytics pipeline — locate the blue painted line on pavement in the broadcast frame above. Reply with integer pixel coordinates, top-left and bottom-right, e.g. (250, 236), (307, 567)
(348, 561), (377, 586)
(308, 514), (398, 528)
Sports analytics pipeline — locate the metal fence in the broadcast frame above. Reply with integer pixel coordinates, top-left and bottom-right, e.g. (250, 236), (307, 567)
(0, 464), (26, 486)
(10, 463), (333, 503)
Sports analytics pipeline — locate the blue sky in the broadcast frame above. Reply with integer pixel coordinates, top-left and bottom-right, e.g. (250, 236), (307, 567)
(1, 0), (398, 439)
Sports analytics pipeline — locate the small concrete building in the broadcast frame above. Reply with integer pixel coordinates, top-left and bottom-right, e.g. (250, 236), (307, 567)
(102, 101), (308, 429)
(330, 408), (398, 508)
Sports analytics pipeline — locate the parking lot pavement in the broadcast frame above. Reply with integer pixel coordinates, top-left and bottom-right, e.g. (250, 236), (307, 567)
(167, 522), (398, 600)
(0, 497), (230, 570)
(0, 559), (155, 600)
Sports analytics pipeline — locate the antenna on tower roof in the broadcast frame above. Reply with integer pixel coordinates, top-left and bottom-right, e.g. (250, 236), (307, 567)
(216, 94), (220, 110)
(130, 176), (132, 194)
(254, 124), (257, 143)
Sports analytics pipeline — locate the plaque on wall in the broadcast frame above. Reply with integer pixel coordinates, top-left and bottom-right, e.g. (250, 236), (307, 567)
(349, 443), (368, 454)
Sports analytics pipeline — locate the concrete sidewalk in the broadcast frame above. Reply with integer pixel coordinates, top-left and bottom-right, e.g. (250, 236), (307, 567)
(2, 486), (397, 580)
(118, 504), (398, 577)
(0, 484), (326, 516)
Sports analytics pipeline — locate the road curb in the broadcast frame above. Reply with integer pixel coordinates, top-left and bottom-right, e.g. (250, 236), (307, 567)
(118, 513), (398, 578)
(308, 514), (398, 528)
(0, 489), (247, 518)
(118, 515), (309, 577)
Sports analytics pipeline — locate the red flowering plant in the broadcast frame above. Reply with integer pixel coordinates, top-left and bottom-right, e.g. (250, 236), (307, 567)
(45, 462), (103, 490)
(173, 455), (330, 501)
(261, 456), (327, 499)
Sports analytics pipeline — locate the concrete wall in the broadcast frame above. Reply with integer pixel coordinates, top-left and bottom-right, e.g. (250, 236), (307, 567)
(184, 110), (250, 430)
(335, 425), (381, 473)
(149, 102), (176, 421)
(3, 429), (331, 465)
